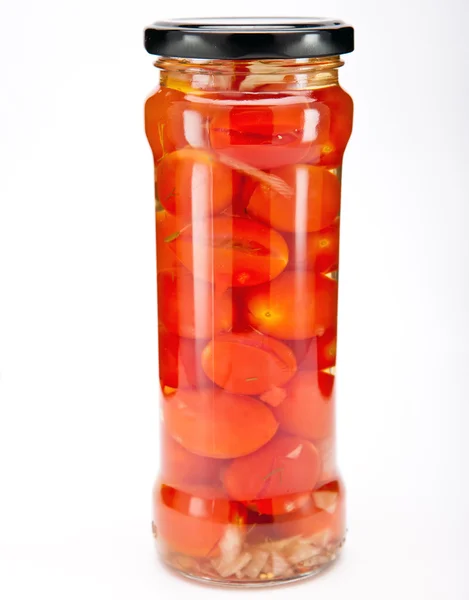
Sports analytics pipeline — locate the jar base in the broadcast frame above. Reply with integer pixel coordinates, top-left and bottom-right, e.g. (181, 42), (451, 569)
(165, 558), (337, 588)
(159, 538), (345, 587)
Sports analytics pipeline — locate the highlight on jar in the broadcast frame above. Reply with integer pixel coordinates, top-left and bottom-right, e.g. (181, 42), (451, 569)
(145, 17), (354, 586)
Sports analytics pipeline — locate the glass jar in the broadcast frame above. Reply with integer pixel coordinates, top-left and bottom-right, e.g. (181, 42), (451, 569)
(144, 18), (354, 586)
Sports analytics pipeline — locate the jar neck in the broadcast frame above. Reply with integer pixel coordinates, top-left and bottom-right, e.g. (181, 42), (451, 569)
(155, 57), (343, 92)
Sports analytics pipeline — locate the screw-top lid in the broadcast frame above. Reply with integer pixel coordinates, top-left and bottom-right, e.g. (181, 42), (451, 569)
(144, 18), (354, 60)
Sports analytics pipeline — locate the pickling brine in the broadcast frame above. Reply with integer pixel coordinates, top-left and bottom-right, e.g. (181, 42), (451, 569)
(144, 17), (354, 586)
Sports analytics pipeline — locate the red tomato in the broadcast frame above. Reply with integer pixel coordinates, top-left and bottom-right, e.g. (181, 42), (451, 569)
(245, 272), (338, 340)
(158, 332), (213, 390)
(154, 483), (246, 557)
(289, 327), (338, 372)
(155, 210), (184, 272)
(156, 149), (234, 218)
(145, 87), (186, 163)
(223, 434), (321, 512)
(245, 492), (312, 517)
(163, 388), (278, 459)
(285, 223), (340, 273)
(247, 164), (340, 233)
(157, 267), (233, 339)
(312, 86), (353, 167)
(161, 429), (224, 488)
(209, 98), (329, 169)
(170, 217), (289, 288)
(201, 332), (297, 395)
(273, 371), (335, 440)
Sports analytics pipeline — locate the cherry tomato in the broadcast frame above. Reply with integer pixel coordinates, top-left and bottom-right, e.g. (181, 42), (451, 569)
(145, 87), (186, 163)
(285, 223), (340, 273)
(161, 429), (224, 488)
(245, 272), (338, 340)
(209, 98), (329, 169)
(312, 86), (353, 167)
(272, 371), (335, 440)
(246, 492), (312, 517)
(201, 332), (297, 395)
(156, 149), (234, 218)
(163, 389), (278, 459)
(157, 267), (233, 339)
(155, 210), (184, 272)
(170, 217), (289, 288)
(247, 164), (340, 233)
(223, 434), (321, 511)
(158, 331), (213, 390)
(154, 483), (246, 557)
(289, 327), (337, 372)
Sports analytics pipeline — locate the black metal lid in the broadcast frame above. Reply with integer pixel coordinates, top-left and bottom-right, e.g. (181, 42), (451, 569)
(144, 18), (354, 60)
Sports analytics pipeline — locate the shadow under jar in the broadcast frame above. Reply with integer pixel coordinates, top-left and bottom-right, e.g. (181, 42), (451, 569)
(144, 17), (354, 587)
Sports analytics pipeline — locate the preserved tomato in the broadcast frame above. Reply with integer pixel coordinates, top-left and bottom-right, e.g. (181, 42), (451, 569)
(200, 332), (297, 395)
(245, 272), (338, 339)
(209, 97), (330, 169)
(247, 164), (341, 233)
(157, 267), (233, 339)
(223, 434), (321, 509)
(156, 149), (234, 218)
(163, 389), (278, 459)
(273, 371), (335, 440)
(169, 216), (289, 287)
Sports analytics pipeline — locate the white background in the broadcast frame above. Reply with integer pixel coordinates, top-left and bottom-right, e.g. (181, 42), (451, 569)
(1, 0), (468, 598)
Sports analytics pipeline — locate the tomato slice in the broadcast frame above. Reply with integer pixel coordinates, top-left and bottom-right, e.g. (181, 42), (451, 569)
(247, 164), (341, 233)
(157, 267), (233, 339)
(273, 371), (335, 440)
(285, 222), (340, 273)
(170, 217), (289, 287)
(145, 87), (185, 163)
(223, 434), (321, 511)
(156, 149), (235, 218)
(245, 271), (338, 340)
(209, 98), (329, 169)
(154, 483), (246, 557)
(201, 332), (297, 395)
(163, 388), (278, 459)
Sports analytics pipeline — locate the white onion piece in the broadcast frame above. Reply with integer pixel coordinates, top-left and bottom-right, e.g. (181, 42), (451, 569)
(303, 529), (332, 548)
(218, 525), (244, 564)
(215, 153), (294, 197)
(287, 541), (322, 565)
(239, 74), (288, 91)
(243, 549), (269, 579)
(256, 535), (302, 552)
(270, 551), (290, 577)
(313, 490), (338, 513)
(215, 552), (252, 578)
